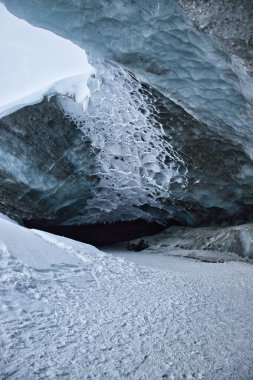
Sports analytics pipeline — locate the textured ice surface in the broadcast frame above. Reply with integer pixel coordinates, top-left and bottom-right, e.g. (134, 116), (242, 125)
(59, 59), (186, 223)
(1, 67), (253, 227)
(178, 0), (253, 70)
(3, 0), (253, 154)
(1, 1), (253, 226)
(0, 63), (187, 225)
(2, 66), (253, 226)
(0, 4), (94, 118)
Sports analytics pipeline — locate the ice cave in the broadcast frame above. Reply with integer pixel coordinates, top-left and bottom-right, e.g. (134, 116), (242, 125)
(0, 1), (253, 379)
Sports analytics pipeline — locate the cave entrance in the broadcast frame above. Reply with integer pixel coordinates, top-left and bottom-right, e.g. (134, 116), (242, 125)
(23, 219), (165, 247)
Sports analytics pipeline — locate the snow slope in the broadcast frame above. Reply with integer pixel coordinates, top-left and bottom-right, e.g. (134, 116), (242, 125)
(0, 214), (253, 380)
(0, 4), (94, 118)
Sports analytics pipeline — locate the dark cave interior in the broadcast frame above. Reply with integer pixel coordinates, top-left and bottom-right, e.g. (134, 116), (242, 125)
(23, 219), (167, 247)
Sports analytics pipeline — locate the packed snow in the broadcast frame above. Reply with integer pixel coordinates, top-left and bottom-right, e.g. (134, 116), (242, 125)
(0, 4), (94, 118)
(0, 214), (253, 379)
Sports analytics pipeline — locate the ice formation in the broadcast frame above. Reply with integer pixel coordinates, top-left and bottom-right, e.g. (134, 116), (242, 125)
(0, 58), (187, 225)
(58, 59), (186, 223)
(0, 0), (253, 226)
(2, 0), (253, 154)
(0, 3), (94, 118)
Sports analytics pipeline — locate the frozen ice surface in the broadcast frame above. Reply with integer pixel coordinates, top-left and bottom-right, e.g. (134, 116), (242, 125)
(58, 59), (186, 224)
(3, 0), (253, 155)
(0, 3), (94, 118)
(1, 0), (253, 225)
(0, 213), (253, 379)
(0, 62), (187, 225)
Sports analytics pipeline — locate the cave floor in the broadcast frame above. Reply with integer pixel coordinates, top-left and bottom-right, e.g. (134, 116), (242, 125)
(0, 215), (253, 380)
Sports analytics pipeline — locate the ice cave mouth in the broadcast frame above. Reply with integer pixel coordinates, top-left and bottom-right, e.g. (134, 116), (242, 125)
(1, 1), (253, 231)
(23, 219), (166, 246)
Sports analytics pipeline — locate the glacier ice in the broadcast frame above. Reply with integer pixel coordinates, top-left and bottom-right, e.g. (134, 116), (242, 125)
(2, 0), (253, 154)
(0, 0), (253, 227)
(58, 59), (186, 224)
(2, 69), (253, 227)
(178, 0), (253, 71)
(0, 60), (187, 225)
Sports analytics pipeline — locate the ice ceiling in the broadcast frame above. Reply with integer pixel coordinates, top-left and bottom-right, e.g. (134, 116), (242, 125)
(1, 0), (253, 226)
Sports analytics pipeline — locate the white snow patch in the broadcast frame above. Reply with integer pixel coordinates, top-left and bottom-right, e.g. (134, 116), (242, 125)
(0, 3), (94, 118)
(0, 213), (18, 224)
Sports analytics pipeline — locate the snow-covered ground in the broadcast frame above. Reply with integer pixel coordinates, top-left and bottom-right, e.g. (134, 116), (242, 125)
(0, 4), (94, 118)
(0, 214), (253, 380)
